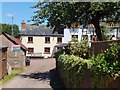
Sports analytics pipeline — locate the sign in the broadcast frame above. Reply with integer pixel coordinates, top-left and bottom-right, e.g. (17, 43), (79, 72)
(12, 45), (20, 52)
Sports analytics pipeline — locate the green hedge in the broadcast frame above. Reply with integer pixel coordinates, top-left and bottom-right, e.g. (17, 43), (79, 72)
(57, 54), (92, 88)
(91, 43), (120, 88)
(56, 43), (120, 88)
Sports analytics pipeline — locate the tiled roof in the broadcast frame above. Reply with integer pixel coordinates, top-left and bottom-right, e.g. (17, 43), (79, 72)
(20, 26), (64, 36)
(3, 33), (27, 51)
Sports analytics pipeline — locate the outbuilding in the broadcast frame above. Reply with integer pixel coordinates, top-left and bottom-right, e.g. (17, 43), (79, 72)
(0, 33), (27, 69)
(0, 45), (8, 79)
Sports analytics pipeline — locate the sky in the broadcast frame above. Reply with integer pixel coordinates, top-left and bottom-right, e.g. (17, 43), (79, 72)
(1, 2), (40, 30)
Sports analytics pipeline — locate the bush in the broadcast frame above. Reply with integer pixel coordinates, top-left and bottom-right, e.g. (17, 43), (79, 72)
(64, 41), (89, 59)
(91, 43), (120, 76)
(55, 42), (120, 88)
(57, 54), (92, 88)
(91, 43), (120, 88)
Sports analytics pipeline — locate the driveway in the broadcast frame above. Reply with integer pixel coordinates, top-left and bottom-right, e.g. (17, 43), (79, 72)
(2, 58), (64, 89)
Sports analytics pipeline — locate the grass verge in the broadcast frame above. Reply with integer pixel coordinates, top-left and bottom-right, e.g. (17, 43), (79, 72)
(0, 69), (22, 85)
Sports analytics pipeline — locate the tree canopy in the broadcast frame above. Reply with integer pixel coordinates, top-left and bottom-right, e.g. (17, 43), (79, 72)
(31, 2), (120, 41)
(1, 23), (20, 37)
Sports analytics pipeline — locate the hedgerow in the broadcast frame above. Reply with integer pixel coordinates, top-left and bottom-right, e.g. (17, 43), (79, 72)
(55, 42), (120, 88)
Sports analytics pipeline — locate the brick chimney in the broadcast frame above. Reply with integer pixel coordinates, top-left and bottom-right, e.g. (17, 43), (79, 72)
(21, 20), (26, 31)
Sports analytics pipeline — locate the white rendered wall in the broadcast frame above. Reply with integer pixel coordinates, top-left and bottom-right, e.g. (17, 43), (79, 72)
(21, 36), (64, 58)
(64, 28), (83, 43)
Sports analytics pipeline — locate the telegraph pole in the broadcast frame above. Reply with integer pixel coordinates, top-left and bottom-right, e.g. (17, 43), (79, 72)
(11, 16), (14, 36)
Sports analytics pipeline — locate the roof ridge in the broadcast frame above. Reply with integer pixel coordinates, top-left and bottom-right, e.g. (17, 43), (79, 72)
(20, 27), (64, 36)
(3, 33), (27, 51)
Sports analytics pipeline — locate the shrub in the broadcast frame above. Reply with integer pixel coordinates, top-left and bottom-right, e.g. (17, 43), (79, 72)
(55, 42), (120, 88)
(64, 41), (89, 59)
(91, 43), (120, 76)
(91, 43), (120, 88)
(57, 54), (92, 88)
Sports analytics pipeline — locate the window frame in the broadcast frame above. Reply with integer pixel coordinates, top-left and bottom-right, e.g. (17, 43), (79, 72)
(44, 47), (50, 54)
(45, 37), (50, 43)
(71, 35), (78, 41)
(57, 37), (62, 44)
(28, 48), (34, 54)
(28, 37), (33, 43)
(82, 35), (88, 41)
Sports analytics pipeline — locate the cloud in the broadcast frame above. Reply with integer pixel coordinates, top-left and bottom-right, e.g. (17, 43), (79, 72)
(5, 13), (14, 17)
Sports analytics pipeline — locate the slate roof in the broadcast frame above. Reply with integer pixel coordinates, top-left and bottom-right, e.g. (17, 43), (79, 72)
(20, 25), (64, 36)
(2, 33), (27, 51)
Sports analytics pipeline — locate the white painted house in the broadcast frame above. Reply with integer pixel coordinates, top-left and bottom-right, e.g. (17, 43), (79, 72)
(64, 22), (120, 44)
(64, 25), (96, 44)
(20, 20), (120, 58)
(20, 20), (64, 58)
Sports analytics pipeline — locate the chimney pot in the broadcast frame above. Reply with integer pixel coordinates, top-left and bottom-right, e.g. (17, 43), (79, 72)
(21, 20), (26, 31)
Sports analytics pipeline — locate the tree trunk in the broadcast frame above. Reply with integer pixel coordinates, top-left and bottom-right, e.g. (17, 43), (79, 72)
(92, 20), (103, 41)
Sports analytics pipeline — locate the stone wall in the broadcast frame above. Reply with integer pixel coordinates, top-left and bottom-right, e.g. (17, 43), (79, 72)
(7, 47), (25, 69)
(0, 47), (8, 79)
(1, 35), (26, 69)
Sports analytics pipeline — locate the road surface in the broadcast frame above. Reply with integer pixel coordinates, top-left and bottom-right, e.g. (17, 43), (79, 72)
(2, 58), (64, 89)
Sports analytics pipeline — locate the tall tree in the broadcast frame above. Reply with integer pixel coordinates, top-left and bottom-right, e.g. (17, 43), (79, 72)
(1, 23), (20, 37)
(31, 2), (120, 41)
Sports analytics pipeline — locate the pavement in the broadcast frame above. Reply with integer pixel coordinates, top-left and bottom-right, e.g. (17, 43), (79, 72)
(2, 58), (64, 89)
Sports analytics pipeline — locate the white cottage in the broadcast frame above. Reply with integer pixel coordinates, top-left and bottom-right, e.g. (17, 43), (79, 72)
(64, 27), (96, 44)
(20, 21), (64, 58)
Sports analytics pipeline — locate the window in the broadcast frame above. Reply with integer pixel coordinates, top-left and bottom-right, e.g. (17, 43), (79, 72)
(57, 37), (62, 43)
(28, 48), (34, 54)
(44, 47), (50, 54)
(91, 35), (97, 41)
(45, 37), (50, 43)
(82, 35), (88, 41)
(28, 37), (33, 43)
(72, 35), (78, 41)
(107, 22), (116, 27)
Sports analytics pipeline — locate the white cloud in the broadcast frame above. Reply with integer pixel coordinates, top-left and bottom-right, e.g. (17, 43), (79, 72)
(5, 13), (14, 17)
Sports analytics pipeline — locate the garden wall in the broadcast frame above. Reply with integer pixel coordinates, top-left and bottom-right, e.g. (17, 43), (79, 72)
(57, 61), (120, 88)
(90, 40), (120, 56)
(0, 46), (8, 79)
(56, 54), (120, 88)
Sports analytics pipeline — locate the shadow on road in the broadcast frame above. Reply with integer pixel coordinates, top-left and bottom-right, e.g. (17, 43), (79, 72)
(20, 68), (65, 90)
(49, 68), (65, 90)
(20, 71), (49, 81)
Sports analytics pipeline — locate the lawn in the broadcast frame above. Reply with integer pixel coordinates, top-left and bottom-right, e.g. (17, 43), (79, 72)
(0, 69), (22, 85)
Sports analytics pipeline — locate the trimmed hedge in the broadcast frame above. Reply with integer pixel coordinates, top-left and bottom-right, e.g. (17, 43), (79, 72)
(57, 54), (92, 88)
(56, 43), (120, 88)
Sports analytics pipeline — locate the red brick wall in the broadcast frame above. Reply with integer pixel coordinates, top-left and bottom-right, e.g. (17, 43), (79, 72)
(0, 47), (8, 79)
(90, 40), (120, 56)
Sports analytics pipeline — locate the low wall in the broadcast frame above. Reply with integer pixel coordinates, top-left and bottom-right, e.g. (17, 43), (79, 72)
(57, 61), (120, 88)
(90, 40), (120, 56)
(7, 47), (25, 69)
(0, 47), (8, 79)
